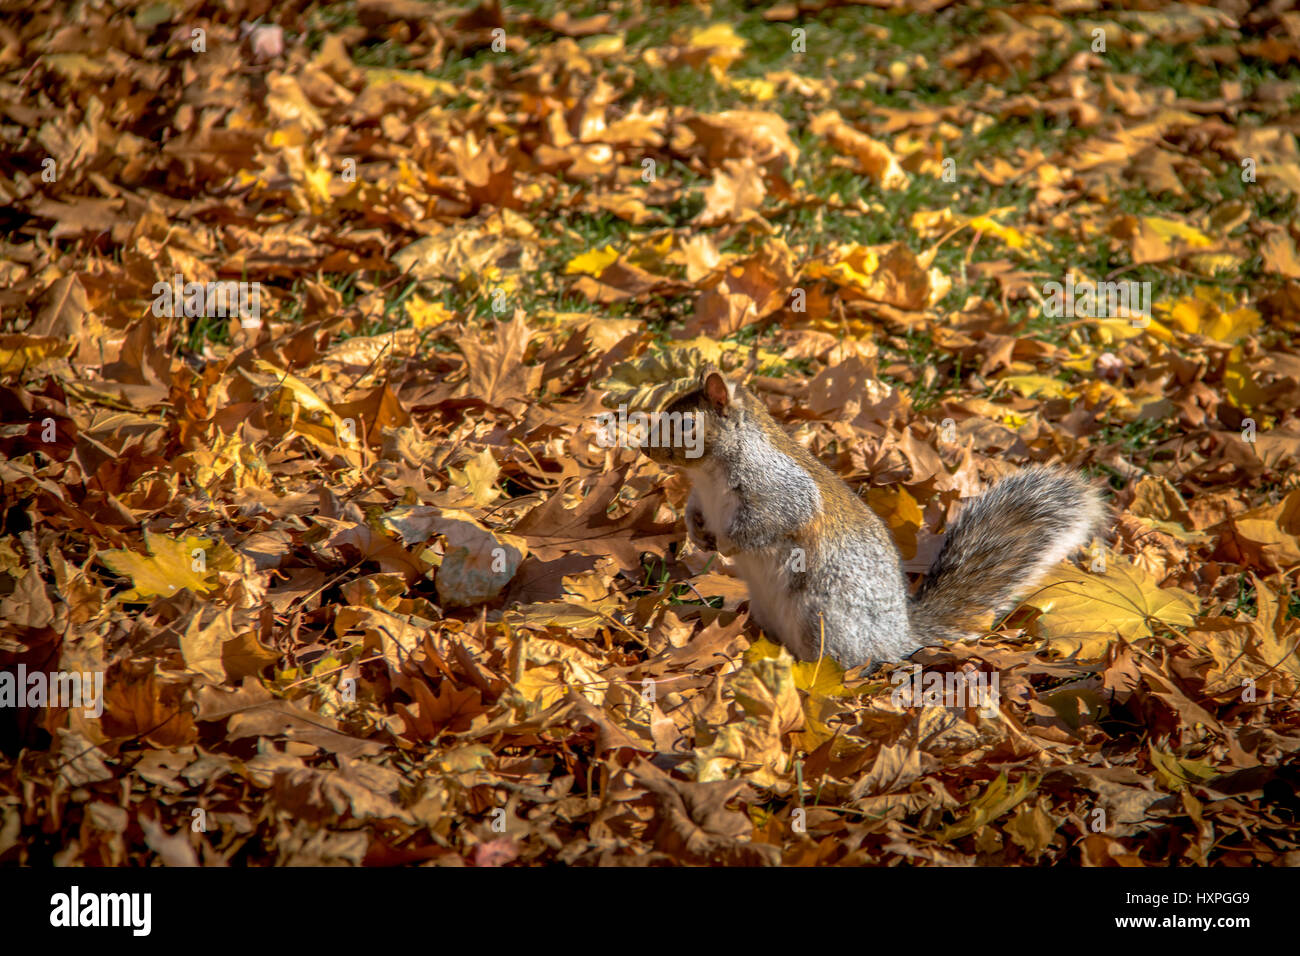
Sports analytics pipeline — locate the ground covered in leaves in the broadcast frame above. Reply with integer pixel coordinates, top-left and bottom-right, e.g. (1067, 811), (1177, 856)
(2, 0), (1300, 866)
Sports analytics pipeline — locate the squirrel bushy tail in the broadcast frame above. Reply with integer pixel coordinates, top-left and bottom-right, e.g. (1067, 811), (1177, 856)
(908, 467), (1105, 646)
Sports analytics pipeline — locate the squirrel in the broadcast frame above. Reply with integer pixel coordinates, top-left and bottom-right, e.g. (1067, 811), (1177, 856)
(640, 367), (1106, 668)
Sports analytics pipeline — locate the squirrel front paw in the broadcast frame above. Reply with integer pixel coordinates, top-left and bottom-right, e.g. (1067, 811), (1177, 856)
(687, 505), (717, 552)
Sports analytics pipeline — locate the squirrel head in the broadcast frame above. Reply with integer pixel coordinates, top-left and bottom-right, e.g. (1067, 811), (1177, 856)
(639, 366), (750, 469)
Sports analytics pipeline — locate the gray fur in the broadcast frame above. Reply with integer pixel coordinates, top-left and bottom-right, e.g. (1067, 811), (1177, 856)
(691, 440), (1103, 667)
(780, 530), (915, 663)
(721, 436), (820, 552)
(662, 376), (1106, 668)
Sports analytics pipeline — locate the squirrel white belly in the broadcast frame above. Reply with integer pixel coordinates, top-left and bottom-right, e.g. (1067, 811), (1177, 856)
(641, 368), (1106, 668)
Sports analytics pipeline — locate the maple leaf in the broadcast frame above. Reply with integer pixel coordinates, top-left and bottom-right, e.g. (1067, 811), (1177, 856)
(696, 157), (767, 226)
(1189, 575), (1300, 696)
(686, 110), (799, 176)
(455, 313), (536, 410)
(99, 532), (218, 602)
(405, 294), (457, 330)
(632, 762), (781, 865)
(511, 468), (678, 568)
(935, 772), (1040, 843)
(809, 110), (909, 190)
(685, 239), (796, 337)
(564, 244), (621, 275)
(12, 0), (1300, 870)
(1023, 560), (1200, 656)
(0, 334), (73, 375)
(447, 447), (501, 507)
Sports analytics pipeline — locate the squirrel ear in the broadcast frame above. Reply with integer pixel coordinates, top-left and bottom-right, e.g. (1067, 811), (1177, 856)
(702, 371), (732, 410)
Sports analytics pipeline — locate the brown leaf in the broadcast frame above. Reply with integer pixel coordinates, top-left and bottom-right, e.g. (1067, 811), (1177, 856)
(511, 468), (677, 568)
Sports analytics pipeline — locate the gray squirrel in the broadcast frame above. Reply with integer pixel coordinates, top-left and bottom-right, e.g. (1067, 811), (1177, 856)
(641, 367), (1106, 668)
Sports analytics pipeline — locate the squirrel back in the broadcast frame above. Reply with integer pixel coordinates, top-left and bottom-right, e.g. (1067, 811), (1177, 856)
(641, 369), (1105, 667)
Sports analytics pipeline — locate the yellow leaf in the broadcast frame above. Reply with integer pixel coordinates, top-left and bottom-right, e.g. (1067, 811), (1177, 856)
(744, 636), (848, 749)
(808, 111), (910, 190)
(1142, 216), (1215, 247)
(0, 334), (73, 375)
(688, 23), (747, 51)
(1072, 379), (1136, 415)
(1189, 576), (1300, 695)
(744, 635), (785, 662)
(691, 719), (786, 787)
(1004, 801), (1057, 858)
(301, 161), (333, 208)
(867, 486), (924, 559)
(180, 606), (236, 683)
(222, 630), (281, 682)
(724, 76), (777, 101)
(362, 68), (456, 98)
(1225, 358), (1266, 412)
(734, 641), (804, 734)
(1131, 217), (1239, 275)
(187, 430), (269, 492)
(1148, 744), (1219, 792)
(1090, 317), (1149, 345)
(1131, 474), (1192, 526)
(438, 744), (493, 774)
(792, 654), (849, 700)
(252, 359), (357, 451)
(804, 246), (880, 288)
(909, 207), (964, 238)
(506, 602), (608, 629)
(565, 244), (620, 276)
(514, 663), (568, 710)
(687, 23), (747, 73)
(968, 214), (1051, 255)
(448, 447), (500, 507)
(267, 129), (308, 150)
(43, 53), (111, 81)
(1226, 489), (1300, 572)
(1024, 560), (1200, 655)
(100, 532), (218, 602)
(665, 336), (784, 372)
(935, 772), (1039, 842)
(406, 294), (456, 330)
(1165, 289), (1260, 344)
(580, 34), (625, 56)
(995, 374), (1074, 400)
